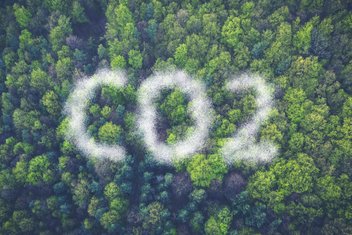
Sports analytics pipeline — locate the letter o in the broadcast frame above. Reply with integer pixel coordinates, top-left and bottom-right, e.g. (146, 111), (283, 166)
(137, 70), (213, 164)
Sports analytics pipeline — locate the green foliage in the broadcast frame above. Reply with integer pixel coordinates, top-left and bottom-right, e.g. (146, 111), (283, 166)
(205, 207), (233, 235)
(100, 106), (111, 119)
(342, 97), (352, 118)
(142, 202), (166, 232)
(293, 17), (318, 54)
(13, 4), (31, 28)
(288, 56), (323, 97)
(128, 49), (143, 69)
(264, 22), (292, 74)
(222, 16), (243, 48)
(261, 123), (283, 144)
(44, 0), (69, 13)
(111, 55), (126, 69)
(71, 1), (88, 23)
(41, 90), (61, 116)
(49, 16), (72, 52)
(12, 109), (41, 131)
(27, 155), (54, 185)
(98, 122), (122, 144)
(160, 89), (189, 126)
(174, 44), (188, 67)
(55, 57), (73, 80)
(104, 182), (122, 201)
(248, 154), (318, 213)
(317, 175), (341, 202)
(284, 88), (311, 124)
(187, 154), (227, 187)
(100, 209), (123, 232)
(30, 68), (53, 93)
(191, 212), (204, 232)
(13, 159), (28, 184)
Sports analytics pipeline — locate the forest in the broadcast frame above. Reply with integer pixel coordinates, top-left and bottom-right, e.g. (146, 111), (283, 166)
(0, 0), (352, 234)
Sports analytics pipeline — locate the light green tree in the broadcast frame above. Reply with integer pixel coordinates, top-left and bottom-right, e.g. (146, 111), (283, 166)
(41, 90), (61, 116)
(27, 155), (54, 185)
(98, 122), (122, 144)
(222, 16), (243, 48)
(248, 153), (318, 213)
(205, 207), (232, 235)
(13, 4), (31, 28)
(49, 16), (72, 52)
(187, 154), (227, 187)
(128, 49), (143, 69)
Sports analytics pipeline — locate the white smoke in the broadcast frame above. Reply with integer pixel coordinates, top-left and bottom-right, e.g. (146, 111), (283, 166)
(64, 69), (277, 165)
(137, 70), (214, 164)
(64, 69), (127, 162)
(221, 73), (278, 164)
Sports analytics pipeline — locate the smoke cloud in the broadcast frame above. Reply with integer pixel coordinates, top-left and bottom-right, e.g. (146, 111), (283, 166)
(64, 69), (276, 165)
(64, 69), (127, 162)
(137, 70), (214, 164)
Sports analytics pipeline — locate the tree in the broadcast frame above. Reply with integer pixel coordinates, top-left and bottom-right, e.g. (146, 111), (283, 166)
(205, 207), (232, 235)
(342, 97), (352, 118)
(283, 88), (311, 125)
(12, 109), (41, 131)
(27, 155), (54, 185)
(317, 175), (341, 202)
(234, 42), (250, 69)
(100, 210), (122, 232)
(289, 132), (305, 153)
(106, 2), (139, 58)
(142, 202), (165, 232)
(293, 17), (318, 54)
(191, 212), (204, 233)
(260, 123), (283, 144)
(267, 6), (290, 27)
(222, 16), (243, 48)
(187, 154), (227, 187)
(100, 106), (112, 119)
(128, 49), (143, 69)
(264, 22), (292, 75)
(10, 210), (34, 233)
(202, 13), (218, 38)
(30, 68), (53, 94)
(0, 1), (351, 234)
(72, 178), (90, 208)
(174, 43), (188, 67)
(106, 3), (134, 39)
(71, 1), (88, 23)
(98, 122), (122, 144)
(41, 90), (61, 116)
(104, 182), (122, 201)
(12, 159), (28, 184)
(13, 4), (31, 28)
(160, 89), (189, 126)
(49, 16), (72, 52)
(44, 0), (69, 13)
(288, 56), (323, 97)
(214, 118), (236, 138)
(111, 55), (126, 69)
(248, 153), (318, 214)
(311, 17), (333, 59)
(185, 34), (208, 60)
(55, 57), (73, 80)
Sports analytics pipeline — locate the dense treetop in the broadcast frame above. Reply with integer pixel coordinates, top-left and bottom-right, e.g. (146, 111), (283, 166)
(0, 0), (351, 234)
